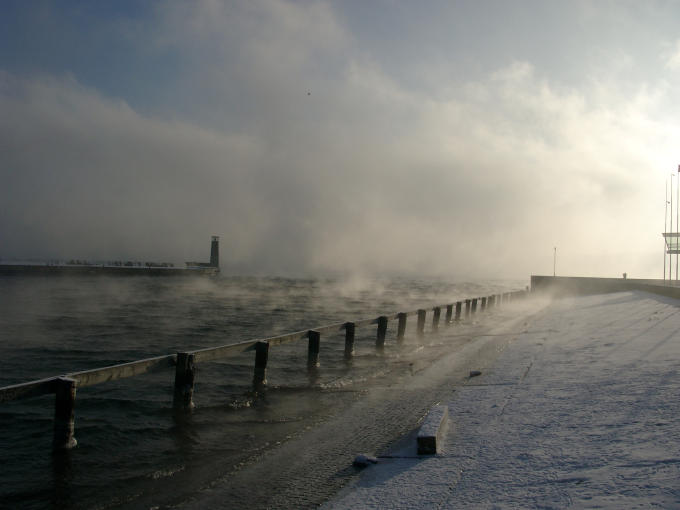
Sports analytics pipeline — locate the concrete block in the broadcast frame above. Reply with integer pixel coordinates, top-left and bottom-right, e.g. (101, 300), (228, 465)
(417, 403), (448, 455)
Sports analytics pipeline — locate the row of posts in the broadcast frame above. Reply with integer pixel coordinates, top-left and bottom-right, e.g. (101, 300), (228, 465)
(52, 289), (529, 450)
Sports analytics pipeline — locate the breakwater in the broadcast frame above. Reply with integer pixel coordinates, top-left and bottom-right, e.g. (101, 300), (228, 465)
(0, 263), (218, 276)
(531, 275), (680, 299)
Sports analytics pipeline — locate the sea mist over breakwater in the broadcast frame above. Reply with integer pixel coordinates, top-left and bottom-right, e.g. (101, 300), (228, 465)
(0, 274), (524, 509)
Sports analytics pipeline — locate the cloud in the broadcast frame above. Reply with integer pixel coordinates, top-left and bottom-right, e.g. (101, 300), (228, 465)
(664, 39), (680, 70)
(0, 1), (676, 279)
(0, 72), (264, 263)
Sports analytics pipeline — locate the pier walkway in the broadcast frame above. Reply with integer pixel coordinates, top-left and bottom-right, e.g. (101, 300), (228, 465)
(324, 291), (680, 508)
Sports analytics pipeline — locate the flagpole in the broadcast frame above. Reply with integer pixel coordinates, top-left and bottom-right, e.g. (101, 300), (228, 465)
(675, 165), (680, 282)
(671, 173), (675, 282)
(665, 179), (668, 280)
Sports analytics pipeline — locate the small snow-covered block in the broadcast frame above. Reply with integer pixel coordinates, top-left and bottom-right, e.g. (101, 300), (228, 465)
(417, 404), (449, 455)
(353, 454), (378, 467)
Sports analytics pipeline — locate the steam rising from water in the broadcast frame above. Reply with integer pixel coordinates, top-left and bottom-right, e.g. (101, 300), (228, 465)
(1, 2), (677, 278)
(0, 274), (529, 509)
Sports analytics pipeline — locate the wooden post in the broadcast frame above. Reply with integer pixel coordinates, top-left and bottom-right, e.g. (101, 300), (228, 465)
(53, 377), (77, 450)
(465, 299), (471, 317)
(481, 296), (487, 311)
(397, 312), (407, 343)
(173, 352), (195, 411)
(417, 309), (426, 337)
(252, 341), (269, 391)
(490, 295), (496, 307)
(308, 330), (320, 368)
(344, 322), (355, 359)
(471, 298), (478, 314)
(432, 307), (441, 332)
(455, 301), (462, 320)
(376, 316), (388, 350)
(445, 304), (453, 325)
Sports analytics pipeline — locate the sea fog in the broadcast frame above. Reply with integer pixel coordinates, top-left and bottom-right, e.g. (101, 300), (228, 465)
(0, 274), (524, 509)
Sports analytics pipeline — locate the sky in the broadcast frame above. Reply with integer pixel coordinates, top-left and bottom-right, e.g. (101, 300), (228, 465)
(2, 0), (680, 279)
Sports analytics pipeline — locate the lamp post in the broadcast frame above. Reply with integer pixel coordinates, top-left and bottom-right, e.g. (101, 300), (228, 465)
(553, 246), (557, 277)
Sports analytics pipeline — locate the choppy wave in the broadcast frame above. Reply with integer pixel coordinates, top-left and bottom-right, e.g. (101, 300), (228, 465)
(0, 274), (524, 509)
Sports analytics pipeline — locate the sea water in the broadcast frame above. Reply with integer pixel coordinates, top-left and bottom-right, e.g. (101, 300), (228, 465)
(0, 274), (524, 509)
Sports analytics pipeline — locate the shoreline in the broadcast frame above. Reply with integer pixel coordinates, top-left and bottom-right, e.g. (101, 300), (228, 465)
(170, 298), (548, 509)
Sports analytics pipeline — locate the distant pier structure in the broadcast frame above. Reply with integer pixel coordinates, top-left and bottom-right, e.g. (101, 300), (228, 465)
(185, 236), (220, 271)
(662, 232), (679, 281)
(0, 236), (220, 276)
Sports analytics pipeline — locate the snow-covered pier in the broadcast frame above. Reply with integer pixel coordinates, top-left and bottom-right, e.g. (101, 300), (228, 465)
(325, 282), (680, 508)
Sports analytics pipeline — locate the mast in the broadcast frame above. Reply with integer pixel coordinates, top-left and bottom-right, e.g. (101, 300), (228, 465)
(671, 173), (674, 282)
(665, 180), (668, 280)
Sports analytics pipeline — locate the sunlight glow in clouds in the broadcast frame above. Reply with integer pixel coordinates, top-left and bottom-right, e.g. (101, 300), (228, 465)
(1, 0), (680, 278)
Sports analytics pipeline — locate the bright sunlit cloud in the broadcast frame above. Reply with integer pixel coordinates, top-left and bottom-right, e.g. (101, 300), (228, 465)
(1, 0), (679, 279)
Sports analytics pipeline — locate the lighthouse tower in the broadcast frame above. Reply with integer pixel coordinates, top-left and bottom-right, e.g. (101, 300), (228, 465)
(210, 236), (219, 268)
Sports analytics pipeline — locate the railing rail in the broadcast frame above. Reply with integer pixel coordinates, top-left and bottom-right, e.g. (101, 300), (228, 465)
(0, 288), (530, 449)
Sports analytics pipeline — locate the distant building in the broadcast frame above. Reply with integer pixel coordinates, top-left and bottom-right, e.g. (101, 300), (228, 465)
(185, 236), (220, 270)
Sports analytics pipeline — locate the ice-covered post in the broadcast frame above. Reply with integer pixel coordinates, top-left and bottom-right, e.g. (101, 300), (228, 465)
(481, 297), (487, 311)
(445, 304), (453, 325)
(455, 301), (462, 320)
(376, 316), (388, 350)
(344, 322), (355, 359)
(465, 299), (471, 318)
(308, 330), (320, 368)
(53, 377), (77, 450)
(397, 312), (407, 343)
(471, 298), (478, 314)
(417, 309), (426, 337)
(173, 352), (195, 411)
(432, 307), (441, 332)
(252, 341), (269, 391)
